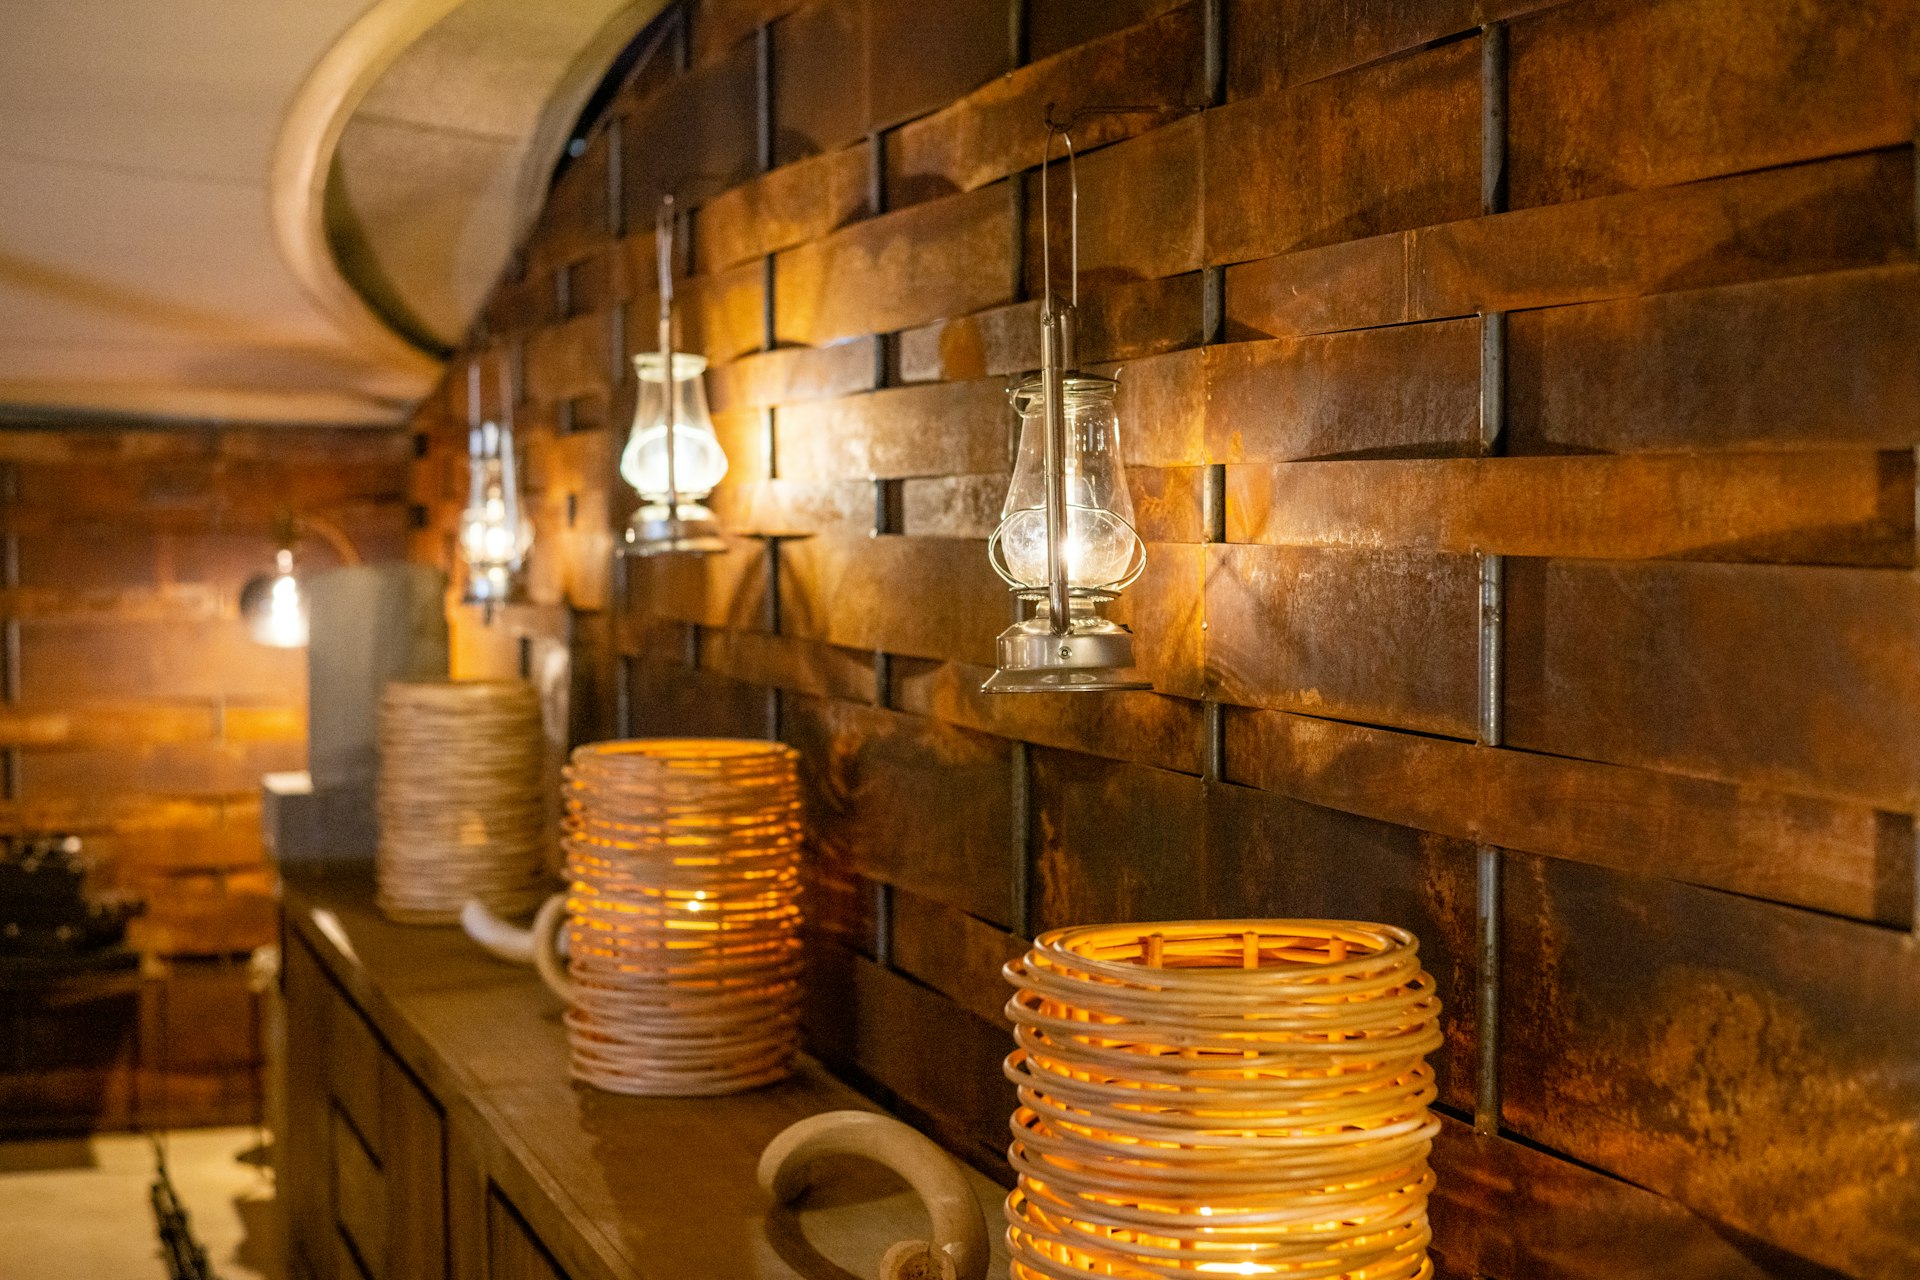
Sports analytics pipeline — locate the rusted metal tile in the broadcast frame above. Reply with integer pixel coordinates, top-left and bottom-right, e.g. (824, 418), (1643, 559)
(774, 378), (1011, 481)
(1206, 319), (1481, 463)
(697, 629), (878, 702)
(1022, 116), (1203, 294)
(694, 143), (872, 273)
(624, 539), (770, 631)
(1428, 1115), (1780, 1280)
(1229, 452), (1915, 567)
(801, 941), (1018, 1173)
(1225, 705), (1910, 925)
(868, 0), (1009, 130)
(1508, 0), (1915, 210)
(708, 477), (875, 538)
(521, 310), (616, 404)
(884, 4), (1205, 207)
(1203, 780), (1477, 1110)
(899, 273), (1205, 383)
(802, 848), (880, 959)
(1100, 345), (1204, 467)
(1225, 150), (1917, 341)
(773, 183), (1016, 346)
(622, 251), (766, 365)
(1505, 558), (1920, 810)
(1030, 748), (1210, 929)
(1027, 0), (1188, 61)
(890, 656), (1206, 774)
(1126, 466), (1205, 545)
(1205, 543), (1479, 736)
(889, 888), (1028, 1027)
(1501, 852), (1920, 1277)
(482, 270), (555, 336)
(1416, 148), (1916, 317)
(704, 405), (772, 488)
(1227, 0), (1485, 98)
(770, 0), (867, 166)
(626, 661), (772, 738)
(690, 0), (804, 69)
(559, 245), (630, 318)
(1204, 38), (1481, 266)
(781, 693), (1015, 925)
(525, 129), (615, 272)
(900, 474), (1006, 540)
(705, 338), (879, 412)
(778, 535), (1004, 665)
(1222, 230), (1416, 340)
(622, 37), (761, 219)
(541, 427), (616, 609)
(1509, 266), (1920, 454)
(1110, 541), (1205, 700)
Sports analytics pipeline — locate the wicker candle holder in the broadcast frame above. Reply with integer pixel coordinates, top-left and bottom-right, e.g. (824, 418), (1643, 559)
(533, 738), (804, 1097)
(1003, 920), (1444, 1280)
(375, 680), (548, 924)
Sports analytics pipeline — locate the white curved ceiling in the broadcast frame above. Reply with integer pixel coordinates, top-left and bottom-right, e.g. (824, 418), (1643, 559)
(0, 0), (662, 427)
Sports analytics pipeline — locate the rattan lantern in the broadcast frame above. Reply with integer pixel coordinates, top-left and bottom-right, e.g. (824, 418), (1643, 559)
(375, 680), (548, 923)
(1003, 921), (1444, 1280)
(534, 738), (804, 1096)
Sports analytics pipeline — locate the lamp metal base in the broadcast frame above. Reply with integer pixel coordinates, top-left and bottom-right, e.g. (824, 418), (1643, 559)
(982, 612), (1152, 695)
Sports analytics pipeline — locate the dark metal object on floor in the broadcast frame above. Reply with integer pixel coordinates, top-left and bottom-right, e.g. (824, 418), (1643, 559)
(150, 1136), (218, 1280)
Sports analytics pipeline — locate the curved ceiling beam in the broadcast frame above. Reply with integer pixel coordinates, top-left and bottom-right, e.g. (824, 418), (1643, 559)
(270, 0), (470, 382)
(272, 0), (667, 383)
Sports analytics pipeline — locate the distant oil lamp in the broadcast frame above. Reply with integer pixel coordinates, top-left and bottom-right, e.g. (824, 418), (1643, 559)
(458, 361), (532, 613)
(622, 195), (728, 556)
(983, 123), (1148, 693)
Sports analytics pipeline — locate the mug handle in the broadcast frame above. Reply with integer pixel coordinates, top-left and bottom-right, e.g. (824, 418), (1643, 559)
(531, 892), (579, 1006)
(758, 1110), (989, 1280)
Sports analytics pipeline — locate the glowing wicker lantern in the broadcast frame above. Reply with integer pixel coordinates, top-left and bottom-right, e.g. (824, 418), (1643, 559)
(1003, 921), (1444, 1280)
(534, 738), (804, 1096)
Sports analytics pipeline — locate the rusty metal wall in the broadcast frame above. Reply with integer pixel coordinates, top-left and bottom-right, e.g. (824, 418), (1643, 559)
(407, 1), (1920, 1274)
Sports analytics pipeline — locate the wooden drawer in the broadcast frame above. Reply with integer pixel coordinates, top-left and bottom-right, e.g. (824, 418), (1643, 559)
(282, 934), (448, 1280)
(487, 1190), (569, 1280)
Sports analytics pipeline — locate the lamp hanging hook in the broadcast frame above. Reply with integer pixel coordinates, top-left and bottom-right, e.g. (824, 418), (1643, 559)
(656, 194), (678, 514)
(1038, 110), (1082, 330)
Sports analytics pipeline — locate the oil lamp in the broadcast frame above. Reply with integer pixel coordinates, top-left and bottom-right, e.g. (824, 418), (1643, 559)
(622, 196), (728, 556)
(983, 124), (1148, 693)
(459, 360), (533, 612)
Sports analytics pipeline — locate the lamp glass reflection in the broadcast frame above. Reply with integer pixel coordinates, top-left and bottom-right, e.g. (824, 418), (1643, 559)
(242, 547), (308, 648)
(460, 420), (532, 605)
(620, 352), (726, 502)
(995, 374), (1140, 591)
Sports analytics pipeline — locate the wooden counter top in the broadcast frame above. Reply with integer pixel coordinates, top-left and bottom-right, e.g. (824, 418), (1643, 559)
(281, 866), (1012, 1280)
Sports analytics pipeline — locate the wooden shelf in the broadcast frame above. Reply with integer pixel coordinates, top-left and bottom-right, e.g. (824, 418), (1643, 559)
(281, 865), (1012, 1280)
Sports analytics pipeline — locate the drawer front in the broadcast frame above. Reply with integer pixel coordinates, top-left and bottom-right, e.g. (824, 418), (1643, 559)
(487, 1189), (569, 1280)
(331, 1107), (388, 1279)
(282, 926), (448, 1280)
(326, 985), (386, 1159)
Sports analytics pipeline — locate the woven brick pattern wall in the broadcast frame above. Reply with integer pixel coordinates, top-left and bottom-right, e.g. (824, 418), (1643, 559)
(408, 3), (1920, 1274)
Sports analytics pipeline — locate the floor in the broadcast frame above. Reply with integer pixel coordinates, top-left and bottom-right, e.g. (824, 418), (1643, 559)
(0, 1127), (279, 1279)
